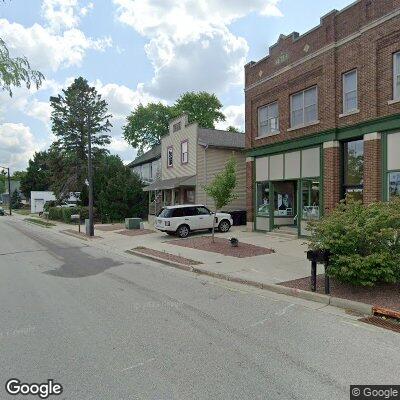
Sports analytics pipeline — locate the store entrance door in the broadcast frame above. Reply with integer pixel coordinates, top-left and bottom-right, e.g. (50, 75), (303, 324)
(271, 180), (298, 232)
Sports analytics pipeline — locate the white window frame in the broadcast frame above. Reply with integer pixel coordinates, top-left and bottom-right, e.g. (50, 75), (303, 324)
(258, 102), (279, 137)
(342, 69), (358, 114)
(181, 140), (188, 164)
(290, 86), (318, 129)
(394, 52), (400, 101)
(167, 146), (173, 168)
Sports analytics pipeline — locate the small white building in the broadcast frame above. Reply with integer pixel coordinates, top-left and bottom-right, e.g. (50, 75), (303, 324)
(30, 191), (80, 213)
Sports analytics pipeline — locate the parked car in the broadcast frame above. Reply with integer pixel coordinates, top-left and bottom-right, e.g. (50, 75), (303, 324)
(155, 204), (233, 238)
(0, 207), (5, 216)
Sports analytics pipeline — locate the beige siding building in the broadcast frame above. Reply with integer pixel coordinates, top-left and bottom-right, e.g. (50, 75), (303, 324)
(144, 114), (246, 219)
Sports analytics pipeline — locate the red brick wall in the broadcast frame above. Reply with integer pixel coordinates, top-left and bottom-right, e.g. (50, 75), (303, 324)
(364, 138), (382, 204)
(323, 145), (341, 213)
(246, 160), (254, 222)
(245, 0), (400, 150)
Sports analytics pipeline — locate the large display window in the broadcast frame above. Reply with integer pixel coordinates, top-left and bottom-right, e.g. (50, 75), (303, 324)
(256, 182), (270, 216)
(302, 179), (320, 220)
(343, 139), (364, 201)
(273, 181), (294, 217)
(389, 172), (400, 200)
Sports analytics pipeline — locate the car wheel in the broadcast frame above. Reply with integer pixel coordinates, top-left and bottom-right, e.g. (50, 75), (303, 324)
(218, 220), (231, 233)
(177, 224), (190, 238)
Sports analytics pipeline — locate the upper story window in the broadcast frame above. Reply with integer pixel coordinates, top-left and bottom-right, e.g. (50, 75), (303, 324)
(173, 122), (181, 132)
(258, 102), (279, 137)
(343, 69), (358, 113)
(181, 140), (188, 164)
(290, 86), (318, 128)
(167, 146), (173, 168)
(394, 52), (400, 100)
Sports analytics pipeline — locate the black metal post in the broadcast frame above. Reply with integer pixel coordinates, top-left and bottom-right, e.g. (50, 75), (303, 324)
(87, 123), (94, 237)
(311, 260), (317, 292)
(7, 167), (11, 216)
(324, 262), (330, 295)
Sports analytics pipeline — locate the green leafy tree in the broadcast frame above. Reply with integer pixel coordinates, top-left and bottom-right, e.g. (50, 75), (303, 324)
(123, 102), (177, 153)
(226, 126), (241, 133)
(93, 154), (148, 222)
(11, 170), (26, 181)
(10, 188), (22, 209)
(309, 198), (400, 287)
(0, 171), (6, 194)
(203, 157), (238, 242)
(50, 77), (112, 202)
(0, 38), (44, 96)
(174, 91), (225, 129)
(20, 151), (52, 199)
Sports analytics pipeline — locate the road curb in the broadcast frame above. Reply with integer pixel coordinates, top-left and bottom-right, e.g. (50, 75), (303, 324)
(126, 249), (381, 316)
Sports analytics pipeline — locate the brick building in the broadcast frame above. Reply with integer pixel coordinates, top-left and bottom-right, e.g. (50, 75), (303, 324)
(245, 0), (400, 236)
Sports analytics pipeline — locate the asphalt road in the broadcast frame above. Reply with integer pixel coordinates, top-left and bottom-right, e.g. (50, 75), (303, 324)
(0, 216), (399, 400)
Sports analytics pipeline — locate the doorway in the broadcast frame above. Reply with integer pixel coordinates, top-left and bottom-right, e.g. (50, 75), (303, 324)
(271, 180), (298, 232)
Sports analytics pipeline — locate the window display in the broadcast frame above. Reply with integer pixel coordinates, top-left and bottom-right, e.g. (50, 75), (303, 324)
(389, 172), (400, 200)
(256, 182), (270, 216)
(343, 139), (364, 201)
(273, 183), (294, 217)
(302, 180), (320, 220)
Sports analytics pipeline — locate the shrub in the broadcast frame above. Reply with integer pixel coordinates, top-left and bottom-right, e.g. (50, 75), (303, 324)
(309, 198), (400, 287)
(48, 206), (97, 223)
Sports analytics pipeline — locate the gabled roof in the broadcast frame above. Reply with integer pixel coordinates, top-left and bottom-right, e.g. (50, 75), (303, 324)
(198, 129), (245, 149)
(128, 144), (161, 168)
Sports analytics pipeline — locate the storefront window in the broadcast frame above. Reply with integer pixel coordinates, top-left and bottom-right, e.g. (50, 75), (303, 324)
(343, 139), (364, 201)
(256, 182), (270, 216)
(389, 172), (400, 200)
(302, 180), (320, 220)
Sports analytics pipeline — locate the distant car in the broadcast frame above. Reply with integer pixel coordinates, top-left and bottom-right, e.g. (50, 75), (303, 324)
(0, 207), (5, 216)
(155, 204), (233, 238)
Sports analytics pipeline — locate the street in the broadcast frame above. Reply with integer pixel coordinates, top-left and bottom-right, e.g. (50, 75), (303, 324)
(0, 217), (399, 400)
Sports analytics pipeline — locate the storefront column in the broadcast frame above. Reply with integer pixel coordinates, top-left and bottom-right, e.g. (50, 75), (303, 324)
(323, 141), (341, 214)
(246, 157), (254, 231)
(363, 132), (382, 205)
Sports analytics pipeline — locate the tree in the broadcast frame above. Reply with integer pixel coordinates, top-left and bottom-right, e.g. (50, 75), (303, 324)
(11, 170), (26, 181)
(123, 102), (177, 153)
(0, 171), (6, 194)
(174, 91), (225, 129)
(203, 157), (238, 242)
(50, 77), (112, 201)
(0, 38), (44, 96)
(20, 151), (52, 199)
(10, 188), (22, 209)
(226, 126), (241, 133)
(93, 154), (148, 222)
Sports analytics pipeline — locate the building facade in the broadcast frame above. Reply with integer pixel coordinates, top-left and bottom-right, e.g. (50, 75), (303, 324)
(245, 0), (400, 236)
(128, 145), (161, 185)
(144, 114), (246, 219)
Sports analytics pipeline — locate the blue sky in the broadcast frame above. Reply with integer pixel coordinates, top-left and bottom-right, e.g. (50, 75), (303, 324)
(0, 0), (353, 172)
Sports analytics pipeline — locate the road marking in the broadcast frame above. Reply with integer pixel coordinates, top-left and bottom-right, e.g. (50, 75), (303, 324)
(276, 303), (296, 316)
(250, 317), (270, 327)
(341, 320), (379, 333)
(118, 358), (156, 372)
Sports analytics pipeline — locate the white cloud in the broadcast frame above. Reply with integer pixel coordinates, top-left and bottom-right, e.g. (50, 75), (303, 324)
(25, 100), (52, 126)
(0, 19), (111, 72)
(216, 104), (245, 131)
(113, 0), (282, 100)
(42, 0), (95, 32)
(0, 123), (44, 171)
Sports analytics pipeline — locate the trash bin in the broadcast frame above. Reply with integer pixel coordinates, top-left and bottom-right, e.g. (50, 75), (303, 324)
(228, 210), (247, 226)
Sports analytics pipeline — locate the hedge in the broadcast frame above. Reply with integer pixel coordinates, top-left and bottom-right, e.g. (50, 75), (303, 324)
(48, 206), (96, 223)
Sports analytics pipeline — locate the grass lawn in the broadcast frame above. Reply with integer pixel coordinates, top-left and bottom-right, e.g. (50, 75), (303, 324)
(14, 209), (32, 215)
(24, 218), (56, 228)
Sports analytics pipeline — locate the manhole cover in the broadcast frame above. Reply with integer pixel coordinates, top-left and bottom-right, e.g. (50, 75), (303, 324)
(359, 316), (400, 333)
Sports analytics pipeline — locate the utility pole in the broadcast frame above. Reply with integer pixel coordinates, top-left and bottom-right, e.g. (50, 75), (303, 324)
(87, 116), (94, 237)
(0, 166), (12, 216)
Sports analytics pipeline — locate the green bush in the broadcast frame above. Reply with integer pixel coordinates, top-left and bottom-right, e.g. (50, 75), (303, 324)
(48, 206), (97, 223)
(309, 198), (400, 287)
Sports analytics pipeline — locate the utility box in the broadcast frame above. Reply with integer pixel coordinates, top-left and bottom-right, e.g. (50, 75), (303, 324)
(85, 219), (91, 235)
(125, 218), (142, 230)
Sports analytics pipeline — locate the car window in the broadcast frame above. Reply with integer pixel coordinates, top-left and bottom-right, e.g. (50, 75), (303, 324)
(196, 206), (210, 215)
(183, 207), (198, 217)
(172, 208), (184, 218)
(158, 208), (173, 218)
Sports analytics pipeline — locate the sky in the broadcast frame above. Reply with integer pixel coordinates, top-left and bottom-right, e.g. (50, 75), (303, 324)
(0, 0), (353, 172)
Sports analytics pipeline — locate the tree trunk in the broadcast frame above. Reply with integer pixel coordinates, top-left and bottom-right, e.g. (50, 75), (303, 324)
(211, 209), (216, 243)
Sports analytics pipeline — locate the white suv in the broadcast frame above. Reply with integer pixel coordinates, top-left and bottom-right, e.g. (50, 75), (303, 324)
(155, 204), (233, 238)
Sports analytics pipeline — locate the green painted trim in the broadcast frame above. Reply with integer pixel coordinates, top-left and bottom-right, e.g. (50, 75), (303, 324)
(319, 144), (324, 218)
(269, 181), (274, 230)
(248, 113), (400, 157)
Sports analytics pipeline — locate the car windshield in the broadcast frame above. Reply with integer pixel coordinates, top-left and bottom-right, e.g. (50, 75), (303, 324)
(158, 208), (174, 218)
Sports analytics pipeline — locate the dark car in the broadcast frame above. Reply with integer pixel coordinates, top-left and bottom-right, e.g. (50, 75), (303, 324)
(0, 207), (5, 216)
